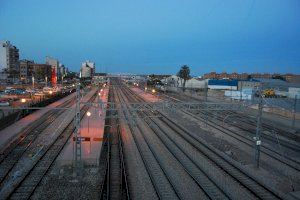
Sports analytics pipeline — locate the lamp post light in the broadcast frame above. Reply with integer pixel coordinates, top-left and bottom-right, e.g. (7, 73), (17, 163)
(86, 111), (91, 134)
(32, 76), (35, 90)
(62, 75), (65, 88)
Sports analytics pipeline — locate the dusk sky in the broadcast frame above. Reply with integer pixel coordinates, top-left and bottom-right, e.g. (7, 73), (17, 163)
(1, 0), (300, 75)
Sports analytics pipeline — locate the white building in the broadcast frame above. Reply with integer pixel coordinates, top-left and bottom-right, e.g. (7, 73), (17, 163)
(161, 75), (208, 89)
(0, 41), (19, 79)
(81, 61), (95, 78)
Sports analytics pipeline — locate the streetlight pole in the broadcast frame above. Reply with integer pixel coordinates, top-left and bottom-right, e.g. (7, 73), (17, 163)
(87, 111), (91, 134)
(292, 95), (297, 128)
(254, 84), (263, 168)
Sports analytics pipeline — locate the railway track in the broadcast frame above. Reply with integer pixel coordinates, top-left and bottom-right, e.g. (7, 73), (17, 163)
(117, 81), (284, 199)
(0, 97), (75, 184)
(160, 93), (300, 172)
(100, 85), (130, 200)
(163, 91), (299, 147)
(199, 109), (300, 151)
(115, 84), (199, 199)
(0, 91), (97, 199)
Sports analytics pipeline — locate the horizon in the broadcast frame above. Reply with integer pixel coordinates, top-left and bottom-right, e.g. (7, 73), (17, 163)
(1, 0), (300, 75)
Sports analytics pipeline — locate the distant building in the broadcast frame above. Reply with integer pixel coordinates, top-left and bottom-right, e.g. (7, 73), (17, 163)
(81, 61), (95, 78)
(0, 41), (20, 81)
(203, 72), (299, 81)
(161, 75), (208, 89)
(59, 63), (66, 79)
(20, 59), (34, 82)
(46, 56), (59, 84)
(19, 59), (52, 83)
(31, 63), (52, 82)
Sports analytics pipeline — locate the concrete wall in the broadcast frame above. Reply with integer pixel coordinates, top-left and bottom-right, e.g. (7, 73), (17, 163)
(208, 85), (238, 90)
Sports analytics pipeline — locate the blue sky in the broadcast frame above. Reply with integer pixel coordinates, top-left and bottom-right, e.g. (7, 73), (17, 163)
(0, 0), (300, 75)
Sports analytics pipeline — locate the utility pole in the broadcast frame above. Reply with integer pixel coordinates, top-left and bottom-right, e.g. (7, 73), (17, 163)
(74, 79), (82, 176)
(205, 81), (208, 102)
(254, 85), (263, 168)
(240, 81), (243, 101)
(292, 95), (297, 128)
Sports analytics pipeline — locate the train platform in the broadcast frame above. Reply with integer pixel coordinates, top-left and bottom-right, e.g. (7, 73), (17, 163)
(0, 92), (76, 151)
(56, 87), (109, 166)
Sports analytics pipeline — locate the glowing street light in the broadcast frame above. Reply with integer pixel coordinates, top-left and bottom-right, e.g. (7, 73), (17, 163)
(87, 111), (91, 117)
(32, 76), (35, 89)
(86, 111), (91, 133)
(145, 87), (148, 91)
(152, 89), (156, 93)
(49, 91), (53, 95)
(20, 98), (26, 103)
(100, 89), (103, 92)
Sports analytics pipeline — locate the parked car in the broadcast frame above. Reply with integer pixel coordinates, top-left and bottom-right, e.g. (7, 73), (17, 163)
(0, 100), (10, 106)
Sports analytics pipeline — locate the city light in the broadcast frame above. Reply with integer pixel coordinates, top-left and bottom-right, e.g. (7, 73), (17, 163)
(152, 89), (156, 93)
(145, 87), (147, 91)
(136, 83), (139, 86)
(20, 98), (26, 103)
(100, 89), (103, 92)
(86, 111), (91, 117)
(49, 91), (53, 95)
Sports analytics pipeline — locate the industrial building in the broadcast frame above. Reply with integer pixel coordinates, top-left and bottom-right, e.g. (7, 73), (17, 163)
(208, 79), (238, 90)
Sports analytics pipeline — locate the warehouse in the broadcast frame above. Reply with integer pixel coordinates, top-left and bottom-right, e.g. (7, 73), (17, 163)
(208, 79), (238, 90)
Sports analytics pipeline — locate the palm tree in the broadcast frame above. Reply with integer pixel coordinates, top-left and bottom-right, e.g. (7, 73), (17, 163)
(177, 65), (191, 91)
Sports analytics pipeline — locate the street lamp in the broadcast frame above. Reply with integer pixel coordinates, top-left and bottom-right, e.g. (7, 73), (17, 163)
(49, 91), (53, 95)
(20, 98), (26, 103)
(152, 89), (156, 93)
(86, 111), (91, 133)
(62, 75), (65, 88)
(32, 76), (35, 89)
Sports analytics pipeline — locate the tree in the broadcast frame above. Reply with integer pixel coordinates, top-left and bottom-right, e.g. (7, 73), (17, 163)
(177, 65), (191, 91)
